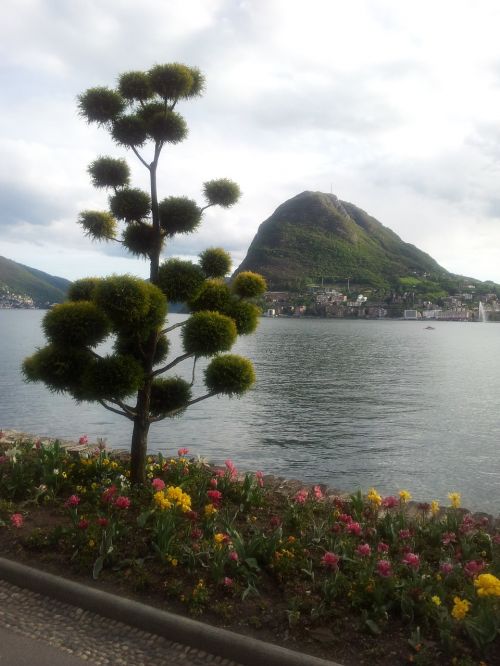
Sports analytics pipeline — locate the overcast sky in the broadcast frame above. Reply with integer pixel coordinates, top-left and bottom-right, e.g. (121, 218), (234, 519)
(2, 0), (500, 284)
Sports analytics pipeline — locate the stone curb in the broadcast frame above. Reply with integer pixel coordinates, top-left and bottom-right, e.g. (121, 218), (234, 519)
(0, 557), (342, 666)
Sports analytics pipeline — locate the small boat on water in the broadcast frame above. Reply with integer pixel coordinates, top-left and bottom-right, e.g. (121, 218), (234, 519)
(424, 325), (435, 330)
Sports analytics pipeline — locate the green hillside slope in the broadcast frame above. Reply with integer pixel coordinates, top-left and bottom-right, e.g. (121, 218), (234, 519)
(235, 192), (451, 290)
(0, 256), (70, 305)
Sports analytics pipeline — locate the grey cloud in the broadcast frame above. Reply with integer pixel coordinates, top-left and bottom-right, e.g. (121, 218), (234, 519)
(0, 182), (68, 227)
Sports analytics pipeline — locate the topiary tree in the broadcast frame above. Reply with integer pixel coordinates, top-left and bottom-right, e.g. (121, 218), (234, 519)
(23, 63), (267, 484)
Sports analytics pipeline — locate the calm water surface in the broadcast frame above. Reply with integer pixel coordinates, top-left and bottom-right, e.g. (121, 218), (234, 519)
(1, 310), (499, 512)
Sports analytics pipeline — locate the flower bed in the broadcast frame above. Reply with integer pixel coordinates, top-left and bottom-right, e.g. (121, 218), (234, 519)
(1, 433), (499, 665)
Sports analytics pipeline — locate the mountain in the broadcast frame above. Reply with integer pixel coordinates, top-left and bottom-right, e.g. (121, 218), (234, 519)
(0, 256), (71, 306)
(234, 192), (472, 293)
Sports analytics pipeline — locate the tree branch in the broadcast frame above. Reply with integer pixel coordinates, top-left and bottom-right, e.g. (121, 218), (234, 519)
(161, 321), (187, 334)
(109, 397), (136, 417)
(132, 146), (150, 170)
(190, 356), (197, 386)
(150, 391), (217, 422)
(200, 203), (215, 213)
(98, 399), (133, 419)
(152, 352), (193, 377)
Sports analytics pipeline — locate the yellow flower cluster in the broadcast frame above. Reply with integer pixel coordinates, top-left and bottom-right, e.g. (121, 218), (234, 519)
(204, 503), (217, 516)
(154, 486), (191, 512)
(448, 492), (461, 509)
(431, 595), (441, 606)
(474, 573), (500, 597)
(451, 596), (471, 620)
(430, 500), (440, 516)
(367, 488), (382, 506)
(399, 489), (412, 503)
(214, 533), (226, 544)
(275, 548), (295, 560)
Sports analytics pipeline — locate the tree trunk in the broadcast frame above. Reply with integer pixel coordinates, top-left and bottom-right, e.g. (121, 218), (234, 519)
(130, 384), (152, 484)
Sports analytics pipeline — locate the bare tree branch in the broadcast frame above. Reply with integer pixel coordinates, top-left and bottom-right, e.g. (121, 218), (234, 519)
(152, 352), (193, 377)
(161, 321), (187, 334)
(190, 356), (197, 386)
(109, 398), (136, 418)
(200, 203), (215, 213)
(98, 399), (133, 419)
(150, 391), (217, 422)
(132, 146), (150, 170)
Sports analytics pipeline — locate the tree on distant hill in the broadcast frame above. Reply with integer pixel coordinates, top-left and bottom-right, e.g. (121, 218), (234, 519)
(23, 63), (266, 483)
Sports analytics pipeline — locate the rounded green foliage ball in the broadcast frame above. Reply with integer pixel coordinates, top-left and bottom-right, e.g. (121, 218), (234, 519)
(199, 247), (232, 278)
(158, 197), (202, 236)
(190, 279), (232, 313)
(148, 63), (203, 100)
(22, 345), (92, 393)
(94, 275), (166, 332)
(82, 354), (144, 400)
(112, 114), (148, 147)
(182, 311), (237, 357)
(122, 223), (158, 258)
(67, 278), (101, 302)
(43, 301), (110, 348)
(114, 333), (169, 365)
(232, 271), (267, 298)
(158, 259), (205, 303)
(226, 301), (261, 335)
(110, 188), (151, 222)
(203, 178), (241, 208)
(149, 377), (192, 417)
(118, 71), (153, 102)
(88, 157), (130, 189)
(145, 110), (187, 144)
(78, 210), (117, 240)
(78, 87), (125, 125)
(204, 354), (256, 396)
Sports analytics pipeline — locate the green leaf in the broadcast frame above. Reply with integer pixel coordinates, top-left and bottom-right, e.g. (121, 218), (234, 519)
(93, 556), (105, 580)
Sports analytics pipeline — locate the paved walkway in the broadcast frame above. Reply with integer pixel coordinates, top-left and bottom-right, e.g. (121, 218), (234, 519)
(0, 579), (240, 666)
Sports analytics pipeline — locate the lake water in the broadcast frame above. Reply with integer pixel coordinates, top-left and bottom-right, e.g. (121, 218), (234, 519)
(1, 310), (499, 513)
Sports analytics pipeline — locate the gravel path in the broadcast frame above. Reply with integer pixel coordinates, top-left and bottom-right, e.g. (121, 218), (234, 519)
(0, 579), (241, 666)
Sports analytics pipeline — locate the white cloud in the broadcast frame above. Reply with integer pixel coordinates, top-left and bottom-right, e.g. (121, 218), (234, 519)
(1, 0), (500, 282)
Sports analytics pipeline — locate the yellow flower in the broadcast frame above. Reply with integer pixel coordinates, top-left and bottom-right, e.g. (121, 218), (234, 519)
(474, 573), (500, 597)
(214, 533), (225, 544)
(431, 595), (441, 606)
(110, 461), (118, 469)
(451, 596), (471, 620)
(102, 458), (110, 466)
(448, 492), (461, 509)
(88, 539), (95, 548)
(61, 471), (68, 479)
(367, 488), (382, 506)
(204, 503), (217, 516)
(430, 500), (440, 516)
(399, 489), (412, 503)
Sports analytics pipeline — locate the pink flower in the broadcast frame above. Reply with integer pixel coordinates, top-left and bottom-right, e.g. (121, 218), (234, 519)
(186, 510), (198, 521)
(270, 515), (282, 528)
(191, 528), (203, 540)
(382, 496), (398, 509)
(459, 515), (475, 534)
(78, 435), (89, 445)
(402, 552), (420, 570)
(10, 513), (23, 528)
(209, 478), (218, 488)
(114, 496), (131, 509)
(377, 542), (389, 554)
(493, 534), (500, 545)
(339, 513), (353, 524)
(376, 559), (392, 578)
(356, 543), (372, 557)
(207, 489), (223, 506)
(442, 531), (456, 546)
(151, 478), (165, 491)
(321, 552), (340, 570)
(229, 551), (239, 562)
(255, 471), (264, 488)
(78, 519), (89, 530)
(101, 485), (117, 504)
(294, 489), (309, 504)
(464, 560), (485, 578)
(313, 485), (324, 500)
(398, 529), (412, 540)
(223, 577), (234, 587)
(225, 459), (238, 479)
(65, 494), (80, 508)
(329, 522), (342, 534)
(440, 562), (453, 576)
(346, 521), (362, 536)
(178, 447), (189, 456)
(97, 517), (109, 527)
